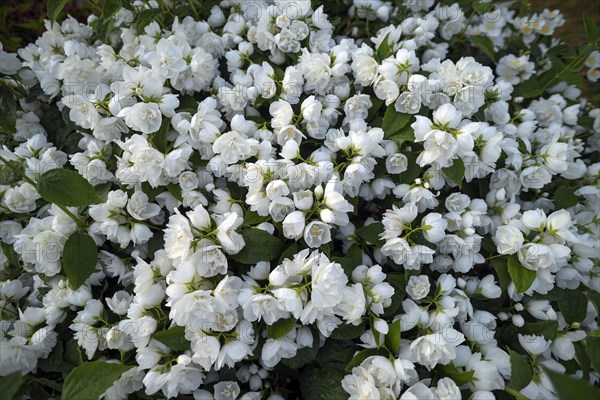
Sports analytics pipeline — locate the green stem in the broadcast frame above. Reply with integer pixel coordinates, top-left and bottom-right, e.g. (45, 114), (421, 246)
(187, 0), (200, 19)
(540, 43), (594, 91)
(0, 155), (87, 228)
(505, 387), (530, 400)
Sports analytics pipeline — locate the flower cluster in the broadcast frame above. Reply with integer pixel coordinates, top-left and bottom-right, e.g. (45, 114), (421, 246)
(1, 0), (599, 399)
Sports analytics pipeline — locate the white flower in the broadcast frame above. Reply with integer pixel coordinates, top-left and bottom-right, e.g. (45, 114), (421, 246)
(386, 153), (408, 174)
(410, 328), (465, 369)
(311, 261), (348, 309)
(422, 213), (448, 243)
(518, 243), (554, 270)
(213, 131), (254, 165)
(118, 102), (163, 134)
(494, 225), (524, 255)
(434, 377), (461, 400)
(282, 211), (306, 240)
(303, 221), (332, 248)
(406, 275), (431, 300)
(518, 334), (551, 355)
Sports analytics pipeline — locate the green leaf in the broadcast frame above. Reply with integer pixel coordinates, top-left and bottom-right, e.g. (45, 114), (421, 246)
(37, 169), (103, 207)
(557, 289), (588, 324)
(584, 15), (598, 40)
(469, 36), (496, 61)
(331, 244), (363, 276)
(330, 321), (366, 340)
(376, 33), (393, 61)
(586, 337), (600, 374)
(442, 158), (465, 189)
(62, 232), (98, 290)
(356, 222), (385, 247)
(0, 160), (22, 185)
(385, 320), (401, 354)
(0, 372), (24, 400)
(282, 326), (320, 369)
(542, 366), (600, 400)
(153, 326), (191, 351)
(316, 340), (357, 366)
(437, 364), (475, 386)
(231, 229), (286, 264)
(344, 348), (388, 372)
(151, 118), (170, 153)
(522, 320), (559, 341)
(554, 186), (579, 210)
(396, 152), (421, 184)
(509, 350), (532, 391)
(62, 361), (133, 400)
(382, 107), (411, 138)
(491, 257), (510, 291)
(166, 183), (182, 202)
(0, 86), (17, 135)
(1, 241), (20, 268)
(507, 254), (536, 293)
(266, 317), (297, 340)
(243, 210), (265, 226)
(300, 363), (348, 400)
(135, 8), (162, 34)
(279, 243), (299, 264)
(514, 79), (544, 99)
(47, 0), (69, 21)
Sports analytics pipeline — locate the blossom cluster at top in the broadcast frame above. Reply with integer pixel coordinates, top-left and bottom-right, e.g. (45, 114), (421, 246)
(0, 0), (599, 399)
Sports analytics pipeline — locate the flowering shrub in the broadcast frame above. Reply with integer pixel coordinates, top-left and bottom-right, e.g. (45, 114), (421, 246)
(1, 0), (600, 399)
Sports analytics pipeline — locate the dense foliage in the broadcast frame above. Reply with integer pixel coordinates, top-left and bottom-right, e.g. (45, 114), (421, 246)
(1, 0), (599, 399)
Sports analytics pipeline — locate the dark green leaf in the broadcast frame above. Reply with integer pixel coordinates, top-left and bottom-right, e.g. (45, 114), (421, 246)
(0, 160), (22, 185)
(152, 119), (170, 153)
(330, 321), (366, 340)
(135, 8), (162, 34)
(376, 33), (393, 61)
(153, 326), (191, 351)
(509, 349), (532, 391)
(586, 337), (600, 374)
(522, 320), (559, 341)
(166, 183), (182, 202)
(62, 361), (133, 400)
(383, 107), (411, 138)
(584, 15), (598, 40)
(491, 257), (510, 291)
(344, 348), (388, 372)
(243, 210), (265, 226)
(1, 241), (20, 268)
(554, 186), (579, 210)
(316, 340), (356, 366)
(331, 244), (363, 276)
(300, 363), (348, 400)
(266, 317), (297, 340)
(62, 232), (98, 290)
(282, 326), (320, 369)
(0, 372), (24, 400)
(542, 366), (600, 400)
(442, 158), (465, 189)
(507, 254), (536, 293)
(470, 36), (496, 61)
(385, 320), (401, 354)
(0, 86), (17, 135)
(437, 364), (475, 386)
(514, 79), (544, 99)
(556, 289), (588, 324)
(47, 0), (69, 21)
(37, 169), (103, 207)
(279, 243), (299, 264)
(356, 222), (385, 247)
(231, 229), (286, 264)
